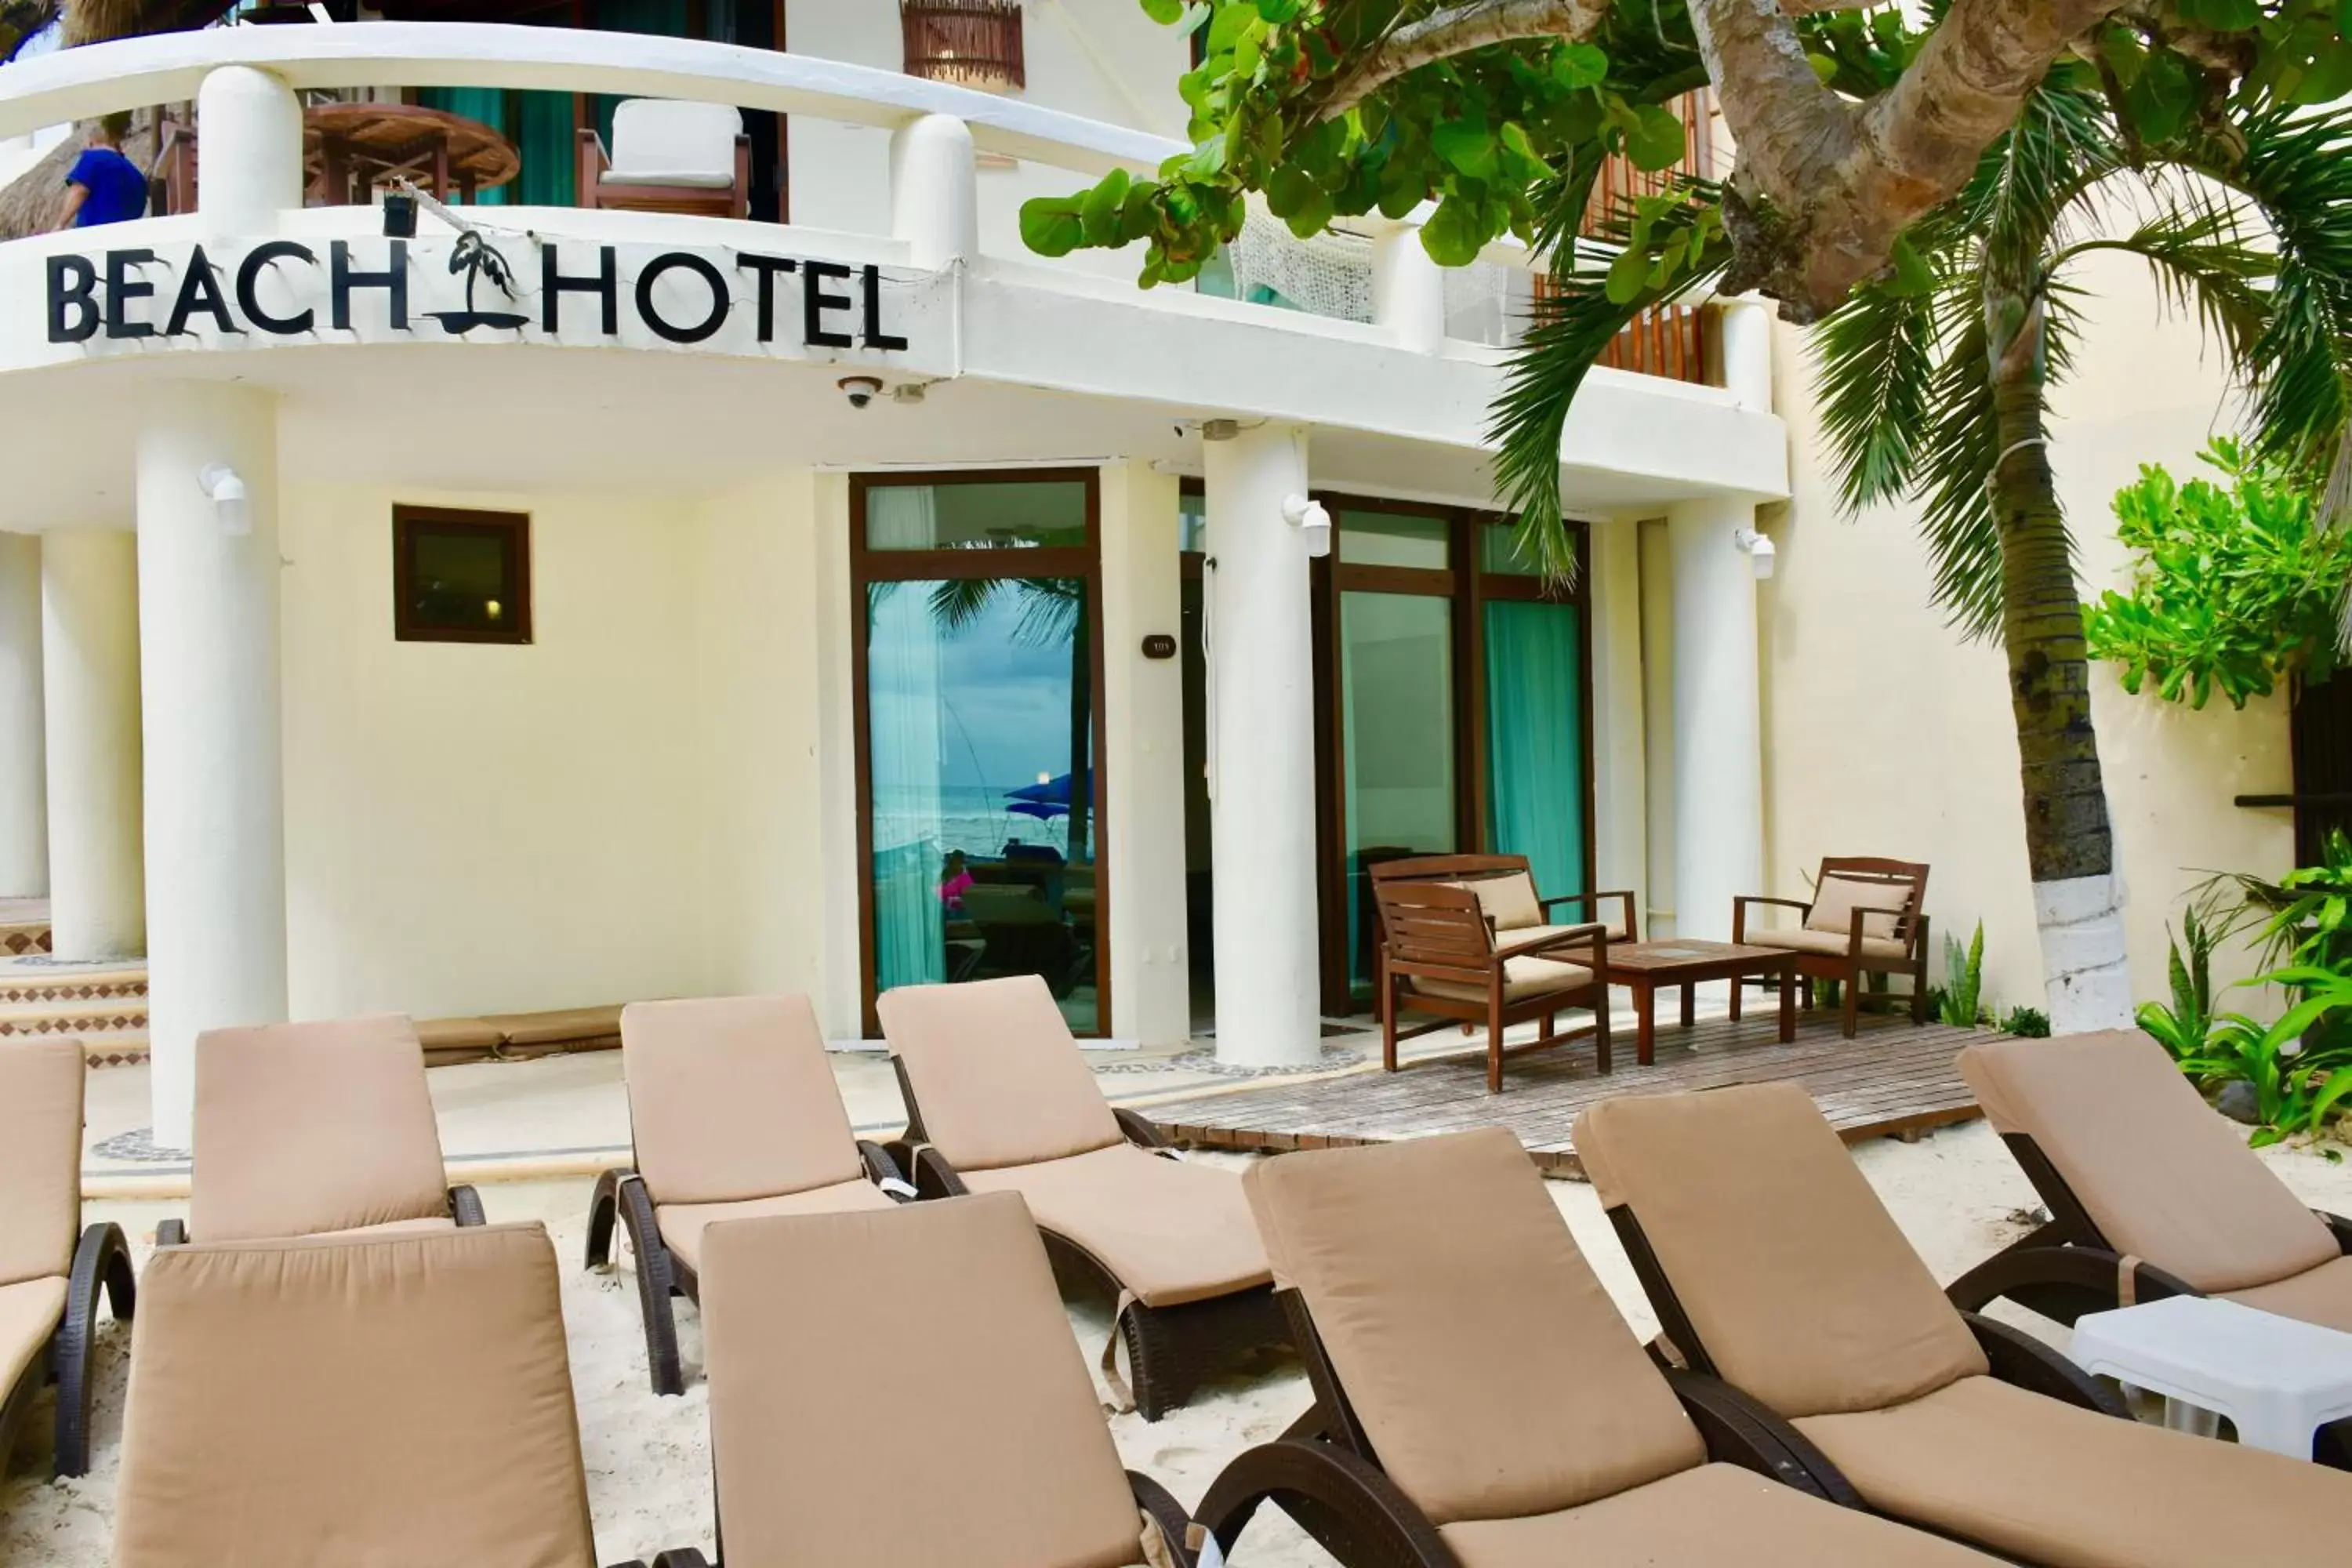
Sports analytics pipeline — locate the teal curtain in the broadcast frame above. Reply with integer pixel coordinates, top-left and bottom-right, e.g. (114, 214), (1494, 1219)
(1483, 600), (1588, 901)
(513, 91), (575, 207)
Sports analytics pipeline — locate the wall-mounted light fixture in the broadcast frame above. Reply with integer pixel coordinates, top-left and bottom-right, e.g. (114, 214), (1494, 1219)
(1283, 493), (1332, 559)
(197, 463), (251, 537)
(1734, 525), (1776, 580)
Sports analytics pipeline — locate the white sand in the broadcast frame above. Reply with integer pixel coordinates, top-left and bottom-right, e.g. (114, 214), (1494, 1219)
(8, 1121), (2351, 1566)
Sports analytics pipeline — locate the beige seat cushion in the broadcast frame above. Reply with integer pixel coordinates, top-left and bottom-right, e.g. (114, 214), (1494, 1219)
(113, 1223), (595, 1568)
(1748, 927), (1909, 962)
(1795, 1373), (2350, 1568)
(190, 1015), (453, 1243)
(657, 1178), (898, 1275)
(1573, 1083), (1987, 1419)
(1438, 1461), (1998, 1568)
(963, 1143), (1271, 1308)
(1446, 873), (1543, 931)
(484, 1004), (626, 1048)
(1244, 1128), (1704, 1526)
(314, 1216), (459, 1241)
(2221, 1253), (2352, 1332)
(697, 1192), (1145, 1568)
(622, 994), (862, 1207)
(1515, 919), (1628, 945)
(1806, 876), (1907, 940)
(1959, 1032), (2341, 1294)
(1410, 955), (1595, 1006)
(879, 975), (1124, 1172)
(0, 1037), (83, 1288)
(0, 1273), (67, 1403)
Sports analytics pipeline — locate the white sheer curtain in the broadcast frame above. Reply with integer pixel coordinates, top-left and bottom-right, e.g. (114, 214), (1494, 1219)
(867, 486), (948, 989)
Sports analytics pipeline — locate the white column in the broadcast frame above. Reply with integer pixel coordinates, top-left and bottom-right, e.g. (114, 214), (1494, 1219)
(1371, 224), (1446, 355)
(1719, 298), (1773, 412)
(0, 533), (45, 898)
(41, 530), (144, 959)
(1667, 498), (1764, 947)
(195, 65), (302, 230)
(1203, 423), (1320, 1065)
(1098, 461), (1190, 1047)
(138, 384), (287, 1149)
(890, 114), (978, 273)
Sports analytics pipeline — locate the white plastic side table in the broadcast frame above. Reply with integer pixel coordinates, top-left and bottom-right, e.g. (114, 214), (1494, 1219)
(2067, 1295), (2352, 1457)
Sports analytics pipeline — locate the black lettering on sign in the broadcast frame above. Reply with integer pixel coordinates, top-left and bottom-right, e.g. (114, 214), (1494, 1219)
(803, 260), (855, 348)
(860, 263), (908, 351)
(543, 243), (619, 335)
(165, 245), (241, 336)
(237, 241), (318, 335)
(105, 249), (156, 339)
(331, 239), (408, 330)
(46, 255), (98, 343)
(735, 253), (797, 344)
(636, 252), (730, 345)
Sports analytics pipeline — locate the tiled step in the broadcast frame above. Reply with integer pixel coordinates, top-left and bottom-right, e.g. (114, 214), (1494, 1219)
(0, 952), (151, 1066)
(0, 895), (50, 956)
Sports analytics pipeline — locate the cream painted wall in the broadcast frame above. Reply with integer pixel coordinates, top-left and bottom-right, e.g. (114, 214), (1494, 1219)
(280, 483), (713, 1021)
(1763, 245), (2294, 1012)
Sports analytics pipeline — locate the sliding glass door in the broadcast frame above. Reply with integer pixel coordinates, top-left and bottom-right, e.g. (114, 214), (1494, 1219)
(854, 474), (1104, 1034)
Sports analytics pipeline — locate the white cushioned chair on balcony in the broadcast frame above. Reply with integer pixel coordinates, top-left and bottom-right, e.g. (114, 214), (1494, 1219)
(578, 99), (751, 219)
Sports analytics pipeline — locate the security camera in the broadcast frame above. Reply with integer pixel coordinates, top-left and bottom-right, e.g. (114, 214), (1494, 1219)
(838, 375), (884, 410)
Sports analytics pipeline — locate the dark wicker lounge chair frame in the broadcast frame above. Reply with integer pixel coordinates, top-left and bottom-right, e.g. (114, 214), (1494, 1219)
(646, 1467), (1198, 1568)
(0, 1221), (135, 1480)
(1946, 1131), (2352, 1466)
(586, 1142), (909, 1397)
(1730, 855), (1931, 1038)
(1192, 1289), (1856, 1567)
(153, 1183), (486, 1250)
(887, 1060), (1292, 1423)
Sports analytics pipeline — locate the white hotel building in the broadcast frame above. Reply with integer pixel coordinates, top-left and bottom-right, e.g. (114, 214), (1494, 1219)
(0, 0), (2020, 1152)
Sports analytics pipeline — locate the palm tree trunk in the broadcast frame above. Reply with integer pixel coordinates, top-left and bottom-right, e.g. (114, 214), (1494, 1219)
(1985, 269), (2132, 1029)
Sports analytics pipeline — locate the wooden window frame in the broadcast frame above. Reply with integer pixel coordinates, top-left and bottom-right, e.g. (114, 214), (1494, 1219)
(848, 469), (1109, 1036)
(391, 504), (532, 645)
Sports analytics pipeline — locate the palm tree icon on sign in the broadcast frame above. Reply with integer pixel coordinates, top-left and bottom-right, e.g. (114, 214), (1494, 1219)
(426, 230), (531, 335)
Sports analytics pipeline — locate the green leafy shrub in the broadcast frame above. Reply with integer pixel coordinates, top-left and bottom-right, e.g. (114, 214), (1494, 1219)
(2001, 1005), (2051, 1037)
(2180, 970), (2352, 1148)
(2082, 438), (2352, 710)
(2137, 906), (2221, 1061)
(1938, 922), (1985, 1028)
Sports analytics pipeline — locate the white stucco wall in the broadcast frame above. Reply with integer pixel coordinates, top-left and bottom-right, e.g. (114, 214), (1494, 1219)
(1762, 245), (2293, 1012)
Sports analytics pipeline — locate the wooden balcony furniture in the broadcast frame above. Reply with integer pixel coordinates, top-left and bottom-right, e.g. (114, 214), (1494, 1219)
(1731, 856), (1931, 1038)
(578, 99), (750, 219)
(1367, 851), (1637, 949)
(304, 101), (518, 205)
(1370, 871), (1612, 1094)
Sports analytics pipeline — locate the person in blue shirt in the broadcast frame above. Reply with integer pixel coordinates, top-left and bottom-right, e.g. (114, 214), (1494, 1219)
(55, 113), (146, 230)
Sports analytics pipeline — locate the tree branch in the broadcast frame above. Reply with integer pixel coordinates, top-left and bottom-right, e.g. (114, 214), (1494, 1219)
(1317, 0), (1613, 122)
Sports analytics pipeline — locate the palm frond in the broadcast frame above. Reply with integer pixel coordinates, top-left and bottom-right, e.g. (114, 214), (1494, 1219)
(926, 575), (1000, 633)
(2053, 202), (2274, 365)
(1812, 278), (1943, 513)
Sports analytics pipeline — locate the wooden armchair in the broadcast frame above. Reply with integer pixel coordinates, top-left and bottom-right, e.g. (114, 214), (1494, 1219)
(1370, 870), (1612, 1093)
(1731, 856), (1929, 1037)
(1367, 851), (1638, 943)
(578, 99), (751, 219)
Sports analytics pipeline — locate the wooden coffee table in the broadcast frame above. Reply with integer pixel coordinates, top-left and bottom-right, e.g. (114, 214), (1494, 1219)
(1603, 939), (1798, 1065)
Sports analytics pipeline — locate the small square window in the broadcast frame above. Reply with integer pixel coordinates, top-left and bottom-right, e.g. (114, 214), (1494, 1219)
(393, 506), (532, 644)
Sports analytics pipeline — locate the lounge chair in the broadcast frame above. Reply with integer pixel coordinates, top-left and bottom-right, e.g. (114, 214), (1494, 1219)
(586, 993), (911, 1396)
(1192, 1127), (1999, 1566)
(1949, 1031), (2352, 1447)
(1730, 856), (1929, 1036)
(111, 1222), (634, 1568)
(155, 1014), (483, 1247)
(1573, 1083), (2352, 1567)
(878, 974), (1283, 1421)
(0, 1037), (133, 1479)
(646, 1192), (1196, 1568)
(1369, 873), (1613, 1092)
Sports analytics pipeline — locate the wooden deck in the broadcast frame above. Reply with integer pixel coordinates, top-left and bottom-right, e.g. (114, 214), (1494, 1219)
(1140, 1010), (1984, 1176)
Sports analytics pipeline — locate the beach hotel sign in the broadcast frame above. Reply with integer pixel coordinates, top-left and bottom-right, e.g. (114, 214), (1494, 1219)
(38, 234), (953, 372)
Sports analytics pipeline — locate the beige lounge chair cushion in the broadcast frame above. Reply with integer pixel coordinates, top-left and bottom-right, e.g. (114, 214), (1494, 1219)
(1748, 927), (1910, 962)
(1795, 1373), (2349, 1568)
(1959, 1032), (2341, 1294)
(656, 1177), (898, 1274)
(961, 1143), (1271, 1308)
(1446, 873), (1542, 931)
(0, 1274), (67, 1402)
(2222, 1253), (2352, 1331)
(879, 975), (1124, 1172)
(0, 1036), (83, 1287)
(1437, 1461), (1997, 1568)
(190, 1015), (453, 1243)
(1806, 876), (1905, 939)
(1244, 1128), (1704, 1526)
(622, 994), (863, 1207)
(1410, 955), (1594, 1006)
(1574, 1083), (1987, 1419)
(484, 1004), (626, 1048)
(112, 1223), (595, 1568)
(698, 1192), (1145, 1568)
